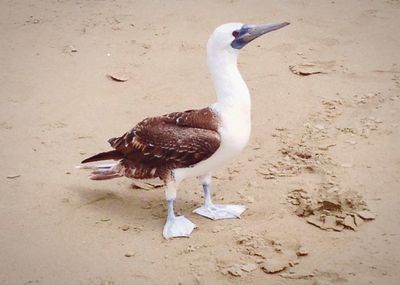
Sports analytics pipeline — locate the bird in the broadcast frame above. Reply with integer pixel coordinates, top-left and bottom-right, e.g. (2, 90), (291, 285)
(79, 22), (290, 239)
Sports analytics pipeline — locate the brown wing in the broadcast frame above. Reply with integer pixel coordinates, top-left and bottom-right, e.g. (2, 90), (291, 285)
(108, 108), (221, 180)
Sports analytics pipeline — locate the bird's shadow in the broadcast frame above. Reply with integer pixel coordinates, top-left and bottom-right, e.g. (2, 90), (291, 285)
(66, 183), (197, 224)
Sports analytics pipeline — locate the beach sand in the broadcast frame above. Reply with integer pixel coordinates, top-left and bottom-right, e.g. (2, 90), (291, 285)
(1, 0), (399, 284)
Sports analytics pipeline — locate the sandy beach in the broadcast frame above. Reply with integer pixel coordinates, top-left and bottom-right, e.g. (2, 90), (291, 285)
(1, 0), (399, 284)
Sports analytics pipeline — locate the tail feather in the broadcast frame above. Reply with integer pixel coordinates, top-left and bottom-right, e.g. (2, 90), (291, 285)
(81, 150), (123, 164)
(77, 161), (125, 180)
(89, 172), (122, 180)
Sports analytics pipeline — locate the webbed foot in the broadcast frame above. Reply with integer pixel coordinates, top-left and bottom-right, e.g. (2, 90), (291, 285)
(163, 215), (196, 239)
(193, 204), (246, 220)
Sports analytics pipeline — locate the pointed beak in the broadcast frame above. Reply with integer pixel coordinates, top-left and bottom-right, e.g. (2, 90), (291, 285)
(231, 22), (290, 49)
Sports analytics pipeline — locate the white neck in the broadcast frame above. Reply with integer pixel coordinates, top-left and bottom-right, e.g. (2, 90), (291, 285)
(207, 47), (251, 114)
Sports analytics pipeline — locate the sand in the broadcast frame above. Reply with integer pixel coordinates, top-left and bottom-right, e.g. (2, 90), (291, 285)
(1, 0), (400, 284)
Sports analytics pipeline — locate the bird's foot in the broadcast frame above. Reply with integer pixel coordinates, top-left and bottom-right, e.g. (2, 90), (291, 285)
(163, 215), (196, 239)
(193, 204), (246, 220)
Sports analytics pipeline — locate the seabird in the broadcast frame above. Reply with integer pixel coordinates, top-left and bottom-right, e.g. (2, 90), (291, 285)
(80, 22), (290, 239)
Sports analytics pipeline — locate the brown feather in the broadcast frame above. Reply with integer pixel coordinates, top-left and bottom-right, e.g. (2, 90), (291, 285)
(81, 150), (123, 163)
(82, 107), (221, 181)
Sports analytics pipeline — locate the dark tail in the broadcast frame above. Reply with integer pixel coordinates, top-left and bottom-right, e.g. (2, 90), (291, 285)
(81, 150), (124, 164)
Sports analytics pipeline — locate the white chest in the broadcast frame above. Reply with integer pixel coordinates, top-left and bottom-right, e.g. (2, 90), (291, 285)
(218, 107), (251, 153)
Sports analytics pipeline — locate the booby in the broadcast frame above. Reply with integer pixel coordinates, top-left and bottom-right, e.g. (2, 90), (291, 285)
(80, 22), (290, 239)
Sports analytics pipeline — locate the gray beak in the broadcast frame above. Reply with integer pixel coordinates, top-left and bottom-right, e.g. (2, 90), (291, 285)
(231, 22), (290, 49)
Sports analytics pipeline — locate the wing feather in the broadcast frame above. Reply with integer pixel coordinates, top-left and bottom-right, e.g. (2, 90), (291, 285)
(108, 108), (221, 180)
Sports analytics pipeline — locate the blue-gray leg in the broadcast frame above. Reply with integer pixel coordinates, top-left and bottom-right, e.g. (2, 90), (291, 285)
(193, 173), (246, 220)
(166, 199), (176, 221)
(203, 181), (213, 207)
(163, 182), (196, 239)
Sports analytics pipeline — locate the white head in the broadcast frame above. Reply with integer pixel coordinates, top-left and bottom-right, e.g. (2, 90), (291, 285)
(207, 22), (290, 110)
(207, 22), (290, 57)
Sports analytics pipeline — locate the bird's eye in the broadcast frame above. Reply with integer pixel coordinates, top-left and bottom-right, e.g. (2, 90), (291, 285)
(232, 30), (239, 38)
